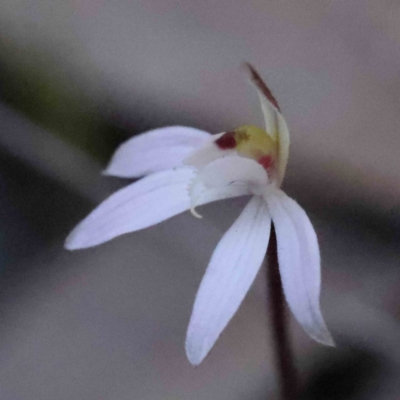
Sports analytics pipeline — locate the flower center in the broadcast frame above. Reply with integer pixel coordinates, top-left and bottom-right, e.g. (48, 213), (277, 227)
(215, 125), (278, 175)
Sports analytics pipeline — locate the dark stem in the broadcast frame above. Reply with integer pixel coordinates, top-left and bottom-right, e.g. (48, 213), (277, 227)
(267, 224), (299, 400)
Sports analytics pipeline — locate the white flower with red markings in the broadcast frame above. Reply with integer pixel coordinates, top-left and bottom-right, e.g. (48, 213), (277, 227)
(65, 65), (334, 366)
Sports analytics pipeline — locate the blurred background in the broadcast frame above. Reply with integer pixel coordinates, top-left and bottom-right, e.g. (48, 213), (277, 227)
(0, 0), (400, 399)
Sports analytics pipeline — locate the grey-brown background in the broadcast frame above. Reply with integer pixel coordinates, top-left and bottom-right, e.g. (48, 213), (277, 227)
(0, 1), (400, 399)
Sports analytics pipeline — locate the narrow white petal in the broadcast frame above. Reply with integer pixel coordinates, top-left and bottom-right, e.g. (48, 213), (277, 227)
(257, 91), (279, 142)
(105, 126), (211, 177)
(186, 196), (271, 365)
(264, 189), (334, 346)
(247, 66), (290, 184)
(65, 169), (195, 249)
(256, 94), (290, 184)
(275, 114), (290, 185)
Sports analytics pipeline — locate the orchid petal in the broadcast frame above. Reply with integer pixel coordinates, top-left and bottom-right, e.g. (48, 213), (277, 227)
(275, 114), (290, 185)
(186, 196), (271, 365)
(195, 156), (268, 189)
(189, 156), (268, 216)
(247, 65), (290, 184)
(105, 126), (211, 178)
(264, 189), (334, 346)
(66, 167), (249, 250)
(65, 169), (194, 249)
(256, 93), (290, 185)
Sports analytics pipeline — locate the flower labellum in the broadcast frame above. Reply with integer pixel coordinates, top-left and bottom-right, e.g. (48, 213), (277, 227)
(65, 65), (334, 366)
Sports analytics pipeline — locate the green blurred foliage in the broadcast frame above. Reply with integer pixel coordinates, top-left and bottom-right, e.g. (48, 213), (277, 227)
(0, 40), (126, 163)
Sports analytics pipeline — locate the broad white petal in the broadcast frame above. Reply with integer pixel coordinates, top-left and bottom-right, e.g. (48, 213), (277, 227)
(195, 156), (268, 189)
(65, 169), (195, 249)
(264, 189), (334, 346)
(189, 156), (268, 216)
(66, 167), (250, 250)
(186, 196), (271, 365)
(105, 126), (211, 177)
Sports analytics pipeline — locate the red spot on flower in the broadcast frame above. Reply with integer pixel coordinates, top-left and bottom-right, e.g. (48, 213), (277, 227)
(215, 132), (237, 149)
(258, 155), (273, 170)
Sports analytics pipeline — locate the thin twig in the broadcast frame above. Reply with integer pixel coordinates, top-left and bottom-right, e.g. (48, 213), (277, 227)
(266, 224), (299, 400)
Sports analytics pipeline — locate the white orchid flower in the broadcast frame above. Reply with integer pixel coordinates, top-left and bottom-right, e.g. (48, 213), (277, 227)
(65, 66), (334, 366)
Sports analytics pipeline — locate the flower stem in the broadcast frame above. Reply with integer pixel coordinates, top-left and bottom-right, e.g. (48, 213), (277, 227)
(266, 224), (299, 400)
